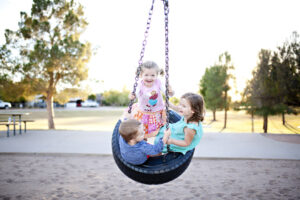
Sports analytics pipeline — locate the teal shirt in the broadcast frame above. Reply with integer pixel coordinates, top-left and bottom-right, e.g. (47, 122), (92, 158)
(155, 117), (203, 154)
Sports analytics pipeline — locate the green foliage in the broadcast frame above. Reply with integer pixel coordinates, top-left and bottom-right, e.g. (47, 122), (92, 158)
(199, 52), (235, 114)
(243, 46), (299, 132)
(244, 32), (300, 117)
(5, 0), (91, 87)
(54, 88), (89, 104)
(241, 32), (300, 133)
(247, 49), (276, 115)
(200, 65), (224, 112)
(102, 89), (130, 106)
(2, 0), (91, 128)
(88, 94), (96, 101)
(277, 32), (300, 107)
(0, 76), (38, 102)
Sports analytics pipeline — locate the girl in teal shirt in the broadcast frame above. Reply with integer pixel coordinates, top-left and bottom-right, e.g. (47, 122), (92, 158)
(155, 93), (205, 154)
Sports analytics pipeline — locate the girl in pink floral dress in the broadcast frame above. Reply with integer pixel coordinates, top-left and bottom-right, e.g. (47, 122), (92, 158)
(129, 61), (174, 139)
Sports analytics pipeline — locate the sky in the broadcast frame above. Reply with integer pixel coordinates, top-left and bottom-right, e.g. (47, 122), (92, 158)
(1, 0), (300, 100)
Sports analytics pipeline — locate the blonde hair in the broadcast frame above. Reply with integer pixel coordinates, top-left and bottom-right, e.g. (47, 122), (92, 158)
(137, 61), (164, 76)
(119, 119), (141, 143)
(181, 93), (205, 123)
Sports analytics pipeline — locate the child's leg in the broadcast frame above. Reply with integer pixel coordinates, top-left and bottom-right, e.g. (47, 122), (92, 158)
(148, 152), (162, 157)
(161, 109), (167, 124)
(144, 129), (160, 139)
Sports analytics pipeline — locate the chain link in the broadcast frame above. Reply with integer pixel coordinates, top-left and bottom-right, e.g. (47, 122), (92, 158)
(162, 0), (171, 153)
(128, 0), (156, 113)
(163, 0), (170, 129)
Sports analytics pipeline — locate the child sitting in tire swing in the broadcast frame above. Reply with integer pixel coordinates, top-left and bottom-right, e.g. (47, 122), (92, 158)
(154, 93), (205, 154)
(127, 61), (174, 139)
(119, 92), (205, 165)
(119, 119), (170, 165)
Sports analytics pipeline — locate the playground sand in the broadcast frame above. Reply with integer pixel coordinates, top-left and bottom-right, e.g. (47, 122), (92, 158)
(0, 154), (299, 200)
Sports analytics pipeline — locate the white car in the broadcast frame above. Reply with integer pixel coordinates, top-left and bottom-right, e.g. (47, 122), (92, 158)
(81, 100), (99, 107)
(0, 100), (11, 109)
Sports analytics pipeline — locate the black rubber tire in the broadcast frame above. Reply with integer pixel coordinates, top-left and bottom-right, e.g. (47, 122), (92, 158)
(111, 110), (195, 185)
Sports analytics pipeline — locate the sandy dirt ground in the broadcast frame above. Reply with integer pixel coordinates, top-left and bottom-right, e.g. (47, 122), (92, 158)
(0, 154), (299, 200)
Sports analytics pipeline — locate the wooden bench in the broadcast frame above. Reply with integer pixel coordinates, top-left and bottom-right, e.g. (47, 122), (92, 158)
(22, 120), (35, 133)
(0, 119), (35, 136)
(0, 122), (19, 137)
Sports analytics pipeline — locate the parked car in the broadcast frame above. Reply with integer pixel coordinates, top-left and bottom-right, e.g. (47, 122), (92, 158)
(81, 100), (99, 107)
(0, 100), (11, 109)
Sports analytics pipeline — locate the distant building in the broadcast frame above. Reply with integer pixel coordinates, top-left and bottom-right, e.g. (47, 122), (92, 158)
(66, 98), (82, 108)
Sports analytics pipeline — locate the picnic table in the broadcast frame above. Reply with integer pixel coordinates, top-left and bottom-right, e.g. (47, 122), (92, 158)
(0, 112), (31, 137)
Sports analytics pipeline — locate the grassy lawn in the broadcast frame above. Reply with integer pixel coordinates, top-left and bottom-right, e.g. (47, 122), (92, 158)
(0, 107), (299, 133)
(204, 110), (300, 134)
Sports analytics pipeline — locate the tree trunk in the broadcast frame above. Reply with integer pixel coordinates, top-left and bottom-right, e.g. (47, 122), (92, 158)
(224, 109), (227, 129)
(251, 110), (254, 133)
(282, 112), (285, 125)
(223, 91), (227, 129)
(263, 115), (268, 133)
(46, 91), (55, 129)
(213, 110), (216, 121)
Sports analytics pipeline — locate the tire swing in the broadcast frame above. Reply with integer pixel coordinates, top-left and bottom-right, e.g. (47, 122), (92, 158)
(111, 0), (195, 185)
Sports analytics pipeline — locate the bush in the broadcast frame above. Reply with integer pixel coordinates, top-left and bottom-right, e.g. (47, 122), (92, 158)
(102, 89), (130, 106)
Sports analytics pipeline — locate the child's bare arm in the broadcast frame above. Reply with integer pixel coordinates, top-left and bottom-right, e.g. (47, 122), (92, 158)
(166, 128), (195, 147)
(162, 128), (171, 144)
(169, 102), (180, 113)
(168, 85), (175, 97)
(144, 129), (159, 138)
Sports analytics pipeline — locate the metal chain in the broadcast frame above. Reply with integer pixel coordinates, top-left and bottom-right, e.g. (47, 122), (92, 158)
(163, 0), (171, 153)
(128, 0), (156, 113)
(163, 0), (170, 128)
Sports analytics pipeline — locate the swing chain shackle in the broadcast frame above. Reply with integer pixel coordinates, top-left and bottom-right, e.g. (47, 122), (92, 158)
(128, 0), (156, 114)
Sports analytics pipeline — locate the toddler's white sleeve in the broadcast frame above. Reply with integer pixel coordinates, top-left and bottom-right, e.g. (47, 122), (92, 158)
(135, 80), (141, 96)
(160, 78), (166, 94)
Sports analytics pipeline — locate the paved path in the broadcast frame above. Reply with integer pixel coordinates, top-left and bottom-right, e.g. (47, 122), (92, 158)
(1, 130), (299, 160)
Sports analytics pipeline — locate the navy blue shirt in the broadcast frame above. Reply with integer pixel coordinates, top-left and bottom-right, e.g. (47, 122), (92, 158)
(119, 136), (164, 165)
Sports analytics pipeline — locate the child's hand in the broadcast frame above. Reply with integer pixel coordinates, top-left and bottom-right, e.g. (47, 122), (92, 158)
(145, 129), (159, 138)
(121, 111), (132, 121)
(163, 128), (171, 144)
(128, 93), (136, 100)
(168, 85), (175, 97)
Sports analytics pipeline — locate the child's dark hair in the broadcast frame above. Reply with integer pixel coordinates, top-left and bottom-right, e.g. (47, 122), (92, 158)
(181, 93), (205, 123)
(136, 61), (164, 76)
(119, 119), (141, 143)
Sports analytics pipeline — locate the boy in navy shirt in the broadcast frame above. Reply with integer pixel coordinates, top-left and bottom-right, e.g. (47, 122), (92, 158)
(119, 119), (170, 165)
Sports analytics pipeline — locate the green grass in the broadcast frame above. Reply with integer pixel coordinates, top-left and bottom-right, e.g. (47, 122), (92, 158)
(0, 107), (299, 133)
(203, 110), (300, 134)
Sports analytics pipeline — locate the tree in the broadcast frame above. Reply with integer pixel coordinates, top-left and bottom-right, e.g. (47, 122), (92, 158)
(0, 43), (18, 101)
(239, 86), (256, 132)
(241, 32), (300, 133)
(272, 32), (300, 125)
(271, 46), (292, 125)
(4, 0), (91, 129)
(245, 49), (280, 133)
(200, 52), (235, 126)
(88, 94), (96, 101)
(200, 66), (224, 121)
(102, 89), (130, 106)
(288, 31), (300, 107)
(55, 88), (89, 105)
(217, 52), (235, 129)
